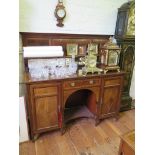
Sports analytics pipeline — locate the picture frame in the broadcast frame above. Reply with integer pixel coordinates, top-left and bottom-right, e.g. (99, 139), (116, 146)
(88, 43), (98, 55)
(66, 44), (78, 56)
(78, 45), (87, 55)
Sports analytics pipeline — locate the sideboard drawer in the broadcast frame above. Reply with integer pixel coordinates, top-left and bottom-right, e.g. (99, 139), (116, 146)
(104, 77), (121, 86)
(82, 78), (101, 86)
(63, 80), (82, 90)
(63, 78), (101, 90)
(33, 86), (58, 97)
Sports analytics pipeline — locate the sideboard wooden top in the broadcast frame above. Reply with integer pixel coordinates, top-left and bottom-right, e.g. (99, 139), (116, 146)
(24, 71), (125, 84)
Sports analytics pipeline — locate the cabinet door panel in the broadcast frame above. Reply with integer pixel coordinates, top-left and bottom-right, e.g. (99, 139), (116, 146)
(101, 85), (120, 116)
(34, 96), (58, 130)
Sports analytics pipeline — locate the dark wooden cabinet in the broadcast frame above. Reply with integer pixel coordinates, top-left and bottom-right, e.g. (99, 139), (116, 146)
(115, 1), (135, 111)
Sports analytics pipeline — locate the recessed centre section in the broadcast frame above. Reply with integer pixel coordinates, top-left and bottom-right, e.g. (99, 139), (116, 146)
(64, 89), (97, 123)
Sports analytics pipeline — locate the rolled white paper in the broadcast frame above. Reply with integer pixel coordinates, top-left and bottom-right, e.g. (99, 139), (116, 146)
(24, 50), (64, 57)
(23, 46), (64, 58)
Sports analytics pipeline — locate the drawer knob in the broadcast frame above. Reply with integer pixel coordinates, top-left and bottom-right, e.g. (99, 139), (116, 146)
(89, 80), (94, 84)
(70, 82), (75, 87)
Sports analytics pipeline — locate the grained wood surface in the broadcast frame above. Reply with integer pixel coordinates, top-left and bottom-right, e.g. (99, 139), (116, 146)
(35, 96), (58, 129)
(19, 109), (134, 155)
(29, 83), (60, 135)
(26, 73), (124, 139)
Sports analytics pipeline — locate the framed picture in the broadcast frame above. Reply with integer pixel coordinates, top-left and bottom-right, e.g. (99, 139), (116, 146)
(78, 45), (87, 55)
(88, 43), (98, 55)
(67, 44), (78, 56)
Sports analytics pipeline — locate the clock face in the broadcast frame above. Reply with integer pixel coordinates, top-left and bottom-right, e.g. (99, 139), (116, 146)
(57, 9), (66, 18)
(108, 51), (118, 66)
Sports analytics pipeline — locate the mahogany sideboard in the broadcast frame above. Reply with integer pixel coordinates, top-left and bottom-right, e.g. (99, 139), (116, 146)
(21, 32), (125, 140)
(24, 72), (124, 140)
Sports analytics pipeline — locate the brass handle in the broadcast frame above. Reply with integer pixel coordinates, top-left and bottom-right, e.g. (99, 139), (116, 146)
(70, 82), (75, 87)
(89, 80), (94, 84)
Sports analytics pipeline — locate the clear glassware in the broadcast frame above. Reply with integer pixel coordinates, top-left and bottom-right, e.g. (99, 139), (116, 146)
(41, 68), (49, 78)
(28, 58), (78, 78)
(30, 68), (42, 78)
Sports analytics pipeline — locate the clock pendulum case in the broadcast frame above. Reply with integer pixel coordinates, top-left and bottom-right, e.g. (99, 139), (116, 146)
(54, 0), (66, 27)
(115, 1), (135, 111)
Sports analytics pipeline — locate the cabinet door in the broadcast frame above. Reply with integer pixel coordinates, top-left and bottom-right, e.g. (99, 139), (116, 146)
(100, 77), (123, 118)
(30, 83), (61, 132)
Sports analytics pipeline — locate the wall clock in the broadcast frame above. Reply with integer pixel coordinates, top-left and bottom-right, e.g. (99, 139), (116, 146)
(54, 0), (66, 27)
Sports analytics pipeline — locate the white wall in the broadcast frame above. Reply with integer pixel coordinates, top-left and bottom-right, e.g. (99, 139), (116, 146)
(19, 0), (128, 34)
(19, 97), (29, 142)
